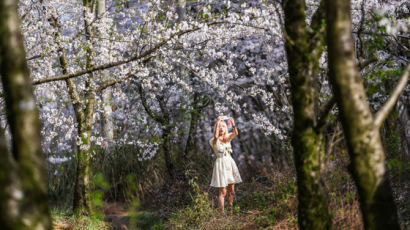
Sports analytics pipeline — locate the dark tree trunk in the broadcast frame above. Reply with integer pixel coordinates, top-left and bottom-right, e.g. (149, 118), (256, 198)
(326, 0), (401, 229)
(282, 0), (331, 228)
(162, 127), (175, 179)
(0, 0), (52, 228)
(183, 93), (209, 162)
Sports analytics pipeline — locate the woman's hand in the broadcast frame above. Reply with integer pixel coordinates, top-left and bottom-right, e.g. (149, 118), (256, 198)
(228, 117), (238, 141)
(214, 116), (223, 140)
(229, 117), (235, 127)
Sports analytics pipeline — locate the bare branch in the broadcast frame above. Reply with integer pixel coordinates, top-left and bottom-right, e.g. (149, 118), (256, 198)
(309, 0), (326, 56)
(197, 96), (211, 109)
(356, 0), (366, 60)
(97, 57), (152, 92)
(32, 20), (269, 86)
(315, 96), (336, 132)
(137, 83), (165, 124)
(310, 0), (326, 33)
(374, 63), (410, 129)
(97, 74), (135, 92)
(32, 21), (227, 86)
(26, 54), (41, 61)
(50, 14), (85, 124)
(359, 56), (379, 70)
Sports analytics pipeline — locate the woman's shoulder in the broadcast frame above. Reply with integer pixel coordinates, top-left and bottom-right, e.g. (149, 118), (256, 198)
(209, 137), (216, 146)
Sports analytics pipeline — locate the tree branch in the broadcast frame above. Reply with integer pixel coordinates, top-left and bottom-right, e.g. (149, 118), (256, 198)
(310, 0), (326, 34)
(97, 74), (134, 92)
(309, 0), (326, 55)
(359, 56), (379, 70)
(97, 57), (152, 92)
(315, 96), (336, 132)
(196, 96), (210, 109)
(374, 63), (410, 129)
(50, 15), (85, 125)
(137, 83), (165, 124)
(32, 21), (227, 86)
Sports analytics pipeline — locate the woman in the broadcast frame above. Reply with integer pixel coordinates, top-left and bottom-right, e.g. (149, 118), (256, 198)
(209, 116), (242, 215)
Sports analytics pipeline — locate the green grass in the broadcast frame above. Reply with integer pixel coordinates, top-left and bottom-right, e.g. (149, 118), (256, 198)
(51, 208), (112, 230)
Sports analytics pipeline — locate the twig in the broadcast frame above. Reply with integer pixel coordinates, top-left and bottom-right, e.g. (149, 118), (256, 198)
(374, 63), (410, 129)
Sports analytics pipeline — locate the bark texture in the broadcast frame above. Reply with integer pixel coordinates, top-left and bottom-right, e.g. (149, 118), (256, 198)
(326, 0), (401, 229)
(72, 0), (97, 214)
(0, 0), (52, 228)
(282, 0), (331, 228)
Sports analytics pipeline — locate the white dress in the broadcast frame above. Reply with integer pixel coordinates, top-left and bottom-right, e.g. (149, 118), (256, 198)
(209, 137), (242, 187)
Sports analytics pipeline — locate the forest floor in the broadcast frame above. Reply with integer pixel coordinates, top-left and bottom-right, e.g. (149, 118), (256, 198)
(51, 168), (365, 229)
(51, 158), (409, 230)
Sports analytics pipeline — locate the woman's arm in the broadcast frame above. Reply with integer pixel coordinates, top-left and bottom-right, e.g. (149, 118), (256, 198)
(228, 117), (238, 141)
(213, 117), (223, 145)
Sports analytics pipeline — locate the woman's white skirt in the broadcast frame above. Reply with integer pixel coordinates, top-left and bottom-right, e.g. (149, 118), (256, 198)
(210, 155), (242, 187)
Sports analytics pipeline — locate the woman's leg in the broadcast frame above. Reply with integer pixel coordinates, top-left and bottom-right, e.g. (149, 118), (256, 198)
(218, 187), (227, 214)
(227, 183), (235, 207)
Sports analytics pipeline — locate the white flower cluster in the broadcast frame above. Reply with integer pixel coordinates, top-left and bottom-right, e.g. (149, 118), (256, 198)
(11, 0), (404, 161)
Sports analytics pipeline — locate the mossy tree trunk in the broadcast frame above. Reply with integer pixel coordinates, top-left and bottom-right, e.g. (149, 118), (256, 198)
(72, 0), (97, 215)
(0, 0), (52, 228)
(48, 3), (96, 214)
(282, 0), (331, 228)
(47, 12), (93, 214)
(326, 0), (406, 229)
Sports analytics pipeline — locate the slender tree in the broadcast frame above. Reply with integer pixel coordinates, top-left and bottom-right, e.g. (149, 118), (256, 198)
(138, 83), (176, 179)
(326, 0), (408, 228)
(0, 0), (52, 228)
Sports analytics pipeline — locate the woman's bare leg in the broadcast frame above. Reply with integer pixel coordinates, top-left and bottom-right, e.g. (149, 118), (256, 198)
(218, 187), (227, 214)
(227, 184), (235, 207)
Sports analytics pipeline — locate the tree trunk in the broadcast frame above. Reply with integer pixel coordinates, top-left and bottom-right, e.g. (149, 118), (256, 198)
(73, 0), (97, 214)
(176, 0), (186, 23)
(282, 0), (331, 228)
(183, 93), (206, 161)
(102, 90), (114, 143)
(97, 0), (114, 144)
(158, 96), (175, 180)
(183, 109), (199, 161)
(326, 0), (400, 229)
(162, 127), (175, 179)
(0, 128), (24, 229)
(0, 0), (52, 228)
(73, 125), (93, 214)
(49, 15), (93, 214)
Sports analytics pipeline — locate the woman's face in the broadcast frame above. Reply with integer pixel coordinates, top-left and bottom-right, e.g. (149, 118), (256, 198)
(219, 122), (227, 135)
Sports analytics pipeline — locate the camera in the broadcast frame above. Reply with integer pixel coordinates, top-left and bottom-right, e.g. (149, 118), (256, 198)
(220, 115), (230, 120)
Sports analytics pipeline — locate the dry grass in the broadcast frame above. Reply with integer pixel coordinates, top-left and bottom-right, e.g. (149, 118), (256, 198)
(47, 142), (408, 229)
(163, 156), (368, 230)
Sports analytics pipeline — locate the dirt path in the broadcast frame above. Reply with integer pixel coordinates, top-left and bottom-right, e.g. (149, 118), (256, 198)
(102, 202), (129, 230)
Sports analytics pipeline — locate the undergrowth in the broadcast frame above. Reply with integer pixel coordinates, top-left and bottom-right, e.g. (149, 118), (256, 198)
(52, 208), (111, 230)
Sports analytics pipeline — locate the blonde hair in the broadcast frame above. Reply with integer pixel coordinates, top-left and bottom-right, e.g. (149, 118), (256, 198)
(219, 121), (228, 134)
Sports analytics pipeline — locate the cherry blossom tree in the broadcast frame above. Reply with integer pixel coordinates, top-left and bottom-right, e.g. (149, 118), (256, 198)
(3, 0), (406, 225)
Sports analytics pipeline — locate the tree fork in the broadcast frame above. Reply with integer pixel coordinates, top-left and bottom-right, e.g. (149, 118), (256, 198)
(326, 0), (401, 228)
